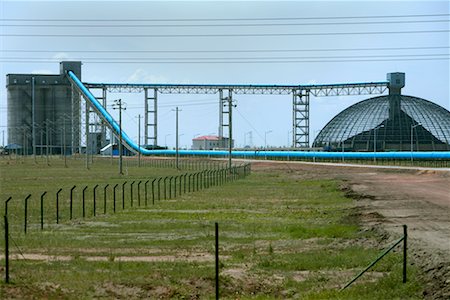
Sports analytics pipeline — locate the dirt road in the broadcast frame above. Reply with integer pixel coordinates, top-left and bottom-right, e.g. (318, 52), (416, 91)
(249, 160), (450, 298)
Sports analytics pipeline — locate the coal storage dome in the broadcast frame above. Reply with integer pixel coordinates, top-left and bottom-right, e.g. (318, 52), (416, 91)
(313, 94), (450, 152)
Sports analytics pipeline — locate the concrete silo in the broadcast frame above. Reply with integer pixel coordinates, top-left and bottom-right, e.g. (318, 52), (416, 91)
(6, 61), (81, 154)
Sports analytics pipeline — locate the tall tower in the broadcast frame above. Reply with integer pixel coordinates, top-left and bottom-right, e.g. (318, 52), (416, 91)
(386, 72), (405, 120)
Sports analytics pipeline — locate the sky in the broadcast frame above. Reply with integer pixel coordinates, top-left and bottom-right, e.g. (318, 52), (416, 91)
(1, 0), (449, 149)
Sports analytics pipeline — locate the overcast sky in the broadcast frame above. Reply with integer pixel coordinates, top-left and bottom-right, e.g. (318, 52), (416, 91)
(1, 0), (449, 148)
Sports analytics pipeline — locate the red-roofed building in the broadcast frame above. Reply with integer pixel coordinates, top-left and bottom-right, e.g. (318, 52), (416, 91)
(192, 135), (234, 150)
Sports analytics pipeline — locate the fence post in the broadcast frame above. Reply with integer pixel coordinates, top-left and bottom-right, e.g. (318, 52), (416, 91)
(188, 174), (192, 193)
(180, 175), (183, 195)
(70, 185), (76, 220)
(175, 176), (179, 197)
(183, 174), (187, 194)
(40, 191), (47, 230)
(122, 181), (127, 210)
(152, 179), (156, 205)
(209, 170), (213, 188)
(403, 224), (407, 283)
(145, 180), (149, 206)
(103, 184), (109, 214)
(138, 181), (142, 207)
(215, 222), (219, 300)
(164, 177), (168, 200)
(130, 181), (135, 207)
(196, 172), (200, 191)
(172, 176), (176, 198)
(82, 186), (87, 218)
(4, 197), (12, 284)
(93, 185), (99, 217)
(113, 184), (118, 213)
(56, 188), (62, 224)
(157, 177), (162, 201)
(24, 194), (31, 234)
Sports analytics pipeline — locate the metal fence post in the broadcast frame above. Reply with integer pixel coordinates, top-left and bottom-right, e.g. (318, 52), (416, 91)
(82, 186), (87, 218)
(113, 184), (118, 213)
(130, 181), (135, 207)
(93, 185), (98, 217)
(403, 224), (408, 283)
(4, 214), (9, 283)
(122, 181), (127, 210)
(172, 176), (175, 198)
(56, 188), (62, 224)
(188, 174), (192, 193)
(70, 185), (76, 220)
(215, 222), (219, 300)
(196, 172), (200, 191)
(24, 194), (31, 234)
(164, 177), (168, 200)
(40, 191), (47, 230)
(4, 197), (12, 284)
(180, 175), (183, 195)
(138, 181), (142, 206)
(152, 179), (156, 205)
(145, 180), (149, 206)
(103, 184), (109, 214)
(157, 177), (162, 201)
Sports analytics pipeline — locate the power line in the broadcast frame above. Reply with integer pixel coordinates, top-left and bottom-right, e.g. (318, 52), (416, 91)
(1, 13), (448, 22)
(3, 46), (448, 54)
(2, 57), (447, 64)
(2, 19), (448, 28)
(2, 29), (448, 38)
(3, 53), (448, 61)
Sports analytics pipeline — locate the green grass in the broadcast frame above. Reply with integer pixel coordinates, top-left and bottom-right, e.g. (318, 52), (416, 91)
(0, 156), (423, 299)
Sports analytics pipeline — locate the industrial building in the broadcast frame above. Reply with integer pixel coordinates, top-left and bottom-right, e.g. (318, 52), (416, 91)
(6, 61), (82, 154)
(6, 61), (449, 155)
(313, 73), (450, 151)
(192, 136), (233, 150)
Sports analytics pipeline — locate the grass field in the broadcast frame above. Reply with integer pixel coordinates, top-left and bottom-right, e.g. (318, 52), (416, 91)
(0, 156), (423, 299)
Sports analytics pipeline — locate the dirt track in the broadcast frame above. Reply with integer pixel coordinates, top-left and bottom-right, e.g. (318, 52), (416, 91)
(249, 160), (450, 299)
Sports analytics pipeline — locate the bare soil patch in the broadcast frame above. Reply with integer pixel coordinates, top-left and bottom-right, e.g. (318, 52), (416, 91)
(250, 160), (450, 299)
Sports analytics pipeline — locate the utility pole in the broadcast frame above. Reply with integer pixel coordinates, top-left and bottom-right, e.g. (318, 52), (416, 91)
(113, 99), (126, 175)
(32, 76), (36, 163)
(227, 92), (235, 170)
(373, 124), (384, 162)
(45, 120), (49, 165)
(411, 123), (422, 162)
(136, 114), (143, 167)
(172, 107), (182, 169)
(63, 116), (67, 167)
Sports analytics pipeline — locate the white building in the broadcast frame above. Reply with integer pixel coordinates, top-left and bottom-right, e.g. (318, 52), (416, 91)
(192, 135), (233, 150)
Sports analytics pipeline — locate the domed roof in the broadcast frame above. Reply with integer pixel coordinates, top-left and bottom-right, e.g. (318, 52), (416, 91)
(313, 95), (450, 151)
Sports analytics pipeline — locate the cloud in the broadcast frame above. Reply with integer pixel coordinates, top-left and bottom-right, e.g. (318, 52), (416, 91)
(124, 69), (168, 83)
(52, 52), (72, 61)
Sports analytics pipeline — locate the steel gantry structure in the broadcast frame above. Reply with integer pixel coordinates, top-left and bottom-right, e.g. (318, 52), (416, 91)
(84, 81), (389, 148)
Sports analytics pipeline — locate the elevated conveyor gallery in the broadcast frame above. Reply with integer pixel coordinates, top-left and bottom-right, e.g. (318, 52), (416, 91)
(66, 71), (450, 160)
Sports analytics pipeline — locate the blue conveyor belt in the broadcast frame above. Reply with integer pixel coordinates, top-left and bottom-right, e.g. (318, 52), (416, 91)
(67, 71), (450, 160)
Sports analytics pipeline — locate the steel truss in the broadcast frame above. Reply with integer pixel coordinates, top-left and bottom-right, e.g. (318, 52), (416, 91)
(144, 88), (158, 146)
(293, 89), (310, 148)
(84, 81), (388, 148)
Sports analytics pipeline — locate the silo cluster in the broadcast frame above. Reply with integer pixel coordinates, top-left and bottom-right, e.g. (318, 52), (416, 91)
(6, 61), (82, 154)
